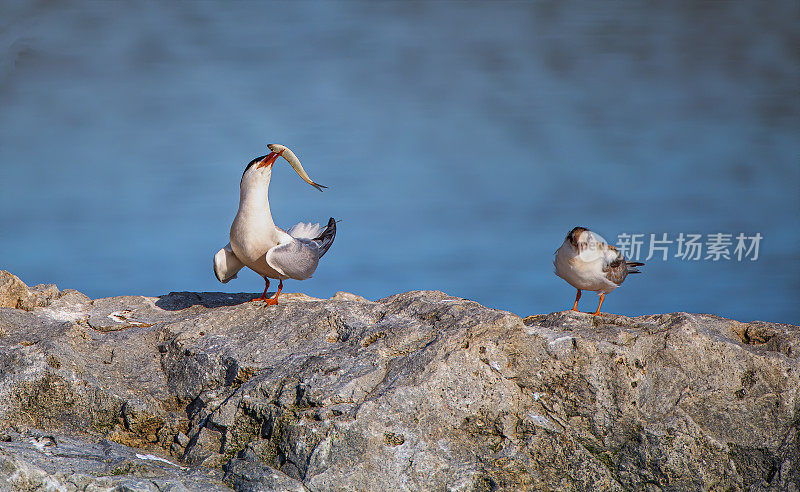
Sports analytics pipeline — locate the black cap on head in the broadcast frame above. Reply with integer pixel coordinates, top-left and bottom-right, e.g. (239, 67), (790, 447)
(243, 155), (269, 179)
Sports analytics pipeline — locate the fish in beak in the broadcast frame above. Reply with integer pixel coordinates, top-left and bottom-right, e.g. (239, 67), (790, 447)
(267, 143), (327, 192)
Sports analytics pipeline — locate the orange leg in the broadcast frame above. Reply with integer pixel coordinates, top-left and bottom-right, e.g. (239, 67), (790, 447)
(265, 279), (283, 306)
(592, 293), (605, 315)
(571, 289), (581, 311)
(249, 278), (271, 302)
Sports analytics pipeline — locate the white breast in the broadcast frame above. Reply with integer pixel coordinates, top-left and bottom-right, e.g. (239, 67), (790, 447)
(554, 241), (619, 294)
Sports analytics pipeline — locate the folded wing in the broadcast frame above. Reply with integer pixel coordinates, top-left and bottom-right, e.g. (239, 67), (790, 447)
(602, 245), (644, 285)
(267, 218), (337, 280)
(213, 243), (245, 283)
(266, 240), (321, 280)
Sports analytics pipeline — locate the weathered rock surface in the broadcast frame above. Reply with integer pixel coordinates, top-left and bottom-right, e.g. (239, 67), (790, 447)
(0, 270), (798, 491)
(0, 428), (228, 491)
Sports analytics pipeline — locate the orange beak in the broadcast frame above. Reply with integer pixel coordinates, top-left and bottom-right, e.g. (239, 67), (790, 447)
(256, 149), (284, 169)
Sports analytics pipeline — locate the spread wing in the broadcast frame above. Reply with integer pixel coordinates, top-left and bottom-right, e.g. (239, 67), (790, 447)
(266, 239), (321, 281)
(213, 243), (245, 283)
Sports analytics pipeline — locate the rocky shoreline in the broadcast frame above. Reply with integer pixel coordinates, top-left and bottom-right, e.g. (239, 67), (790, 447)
(0, 270), (797, 491)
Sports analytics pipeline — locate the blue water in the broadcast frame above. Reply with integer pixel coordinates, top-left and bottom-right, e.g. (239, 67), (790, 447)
(1, 2), (798, 323)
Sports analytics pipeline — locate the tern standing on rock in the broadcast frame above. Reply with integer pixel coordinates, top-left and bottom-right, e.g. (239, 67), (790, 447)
(554, 226), (644, 315)
(213, 144), (336, 305)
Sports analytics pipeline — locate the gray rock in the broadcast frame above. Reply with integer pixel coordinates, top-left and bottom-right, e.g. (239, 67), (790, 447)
(224, 458), (306, 492)
(0, 274), (797, 491)
(0, 429), (229, 491)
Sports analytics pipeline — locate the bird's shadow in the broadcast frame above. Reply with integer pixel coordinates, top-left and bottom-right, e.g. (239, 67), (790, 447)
(155, 291), (259, 311)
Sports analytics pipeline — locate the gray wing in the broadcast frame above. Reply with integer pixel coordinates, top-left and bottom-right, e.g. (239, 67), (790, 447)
(602, 246), (644, 285)
(265, 238), (321, 280)
(603, 253), (629, 285)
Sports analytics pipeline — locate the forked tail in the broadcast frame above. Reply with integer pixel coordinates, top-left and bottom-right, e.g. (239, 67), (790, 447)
(626, 260), (645, 274)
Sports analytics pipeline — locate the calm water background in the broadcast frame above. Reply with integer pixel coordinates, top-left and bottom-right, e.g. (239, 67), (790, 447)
(1, 1), (798, 323)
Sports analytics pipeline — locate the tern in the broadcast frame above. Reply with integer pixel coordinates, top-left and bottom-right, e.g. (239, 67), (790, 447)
(213, 144), (336, 305)
(554, 226), (643, 315)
